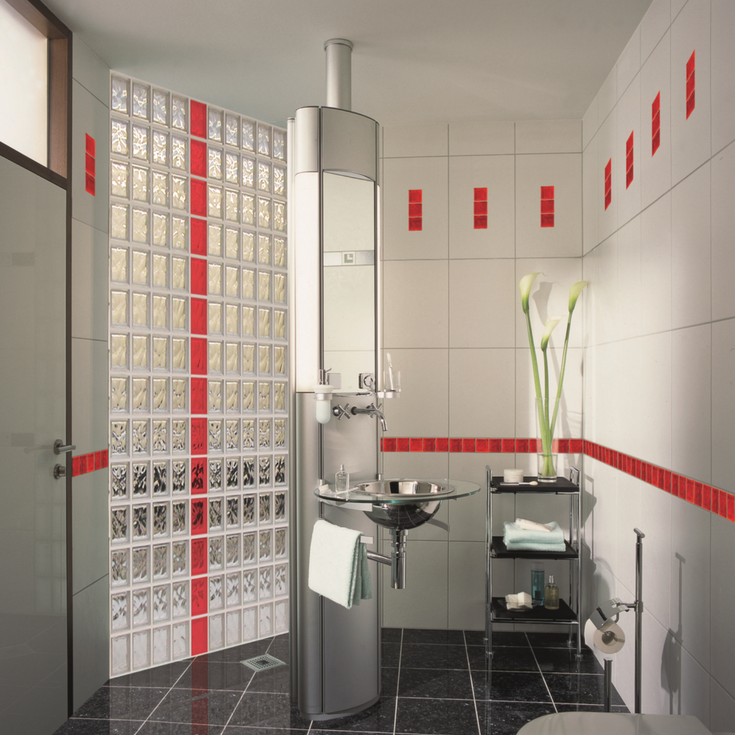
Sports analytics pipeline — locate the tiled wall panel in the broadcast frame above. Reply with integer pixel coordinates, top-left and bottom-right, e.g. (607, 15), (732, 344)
(108, 74), (288, 675)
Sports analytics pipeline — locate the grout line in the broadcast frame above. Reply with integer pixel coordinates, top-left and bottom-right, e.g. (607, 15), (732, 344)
(392, 628), (403, 735)
(525, 633), (558, 714)
(464, 630), (482, 735)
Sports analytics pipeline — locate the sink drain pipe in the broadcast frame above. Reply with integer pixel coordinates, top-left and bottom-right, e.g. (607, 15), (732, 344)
(366, 529), (408, 589)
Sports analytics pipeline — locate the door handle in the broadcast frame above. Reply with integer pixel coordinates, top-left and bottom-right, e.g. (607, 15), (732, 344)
(54, 439), (76, 455)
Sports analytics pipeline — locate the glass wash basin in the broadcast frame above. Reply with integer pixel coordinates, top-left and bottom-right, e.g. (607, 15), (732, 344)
(315, 478), (480, 530)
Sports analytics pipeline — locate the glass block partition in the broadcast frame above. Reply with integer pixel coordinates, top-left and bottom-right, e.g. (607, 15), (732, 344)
(108, 74), (288, 675)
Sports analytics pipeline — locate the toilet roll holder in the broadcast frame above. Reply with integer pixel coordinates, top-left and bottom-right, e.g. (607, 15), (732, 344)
(589, 528), (645, 714)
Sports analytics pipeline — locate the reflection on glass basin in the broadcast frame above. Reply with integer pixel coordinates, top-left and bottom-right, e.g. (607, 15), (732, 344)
(355, 479), (456, 502)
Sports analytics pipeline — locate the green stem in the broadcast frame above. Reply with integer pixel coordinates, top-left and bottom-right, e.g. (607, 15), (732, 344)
(550, 315), (574, 442)
(525, 309), (551, 462)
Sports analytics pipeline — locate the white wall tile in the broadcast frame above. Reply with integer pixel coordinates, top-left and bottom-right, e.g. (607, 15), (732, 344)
(711, 140), (735, 321)
(639, 331), (673, 470)
(73, 36), (110, 107)
(384, 259), (448, 348)
(641, 612), (675, 716)
(640, 485), (673, 628)
(589, 466), (620, 578)
(449, 259), (515, 349)
(598, 65), (618, 125)
(640, 0), (672, 64)
(448, 121), (514, 156)
(448, 541), (486, 630)
(671, 325), (712, 483)
(582, 95), (599, 151)
(616, 27), (642, 100)
(71, 219), (109, 342)
(382, 156), (448, 261)
(597, 108), (619, 242)
(710, 678), (735, 733)
(710, 514), (735, 701)
(72, 337), (109, 455)
(670, 0), (712, 185)
(670, 498), (713, 673)
(616, 76), (642, 229)
(613, 338), (643, 459)
(448, 349), (515, 437)
(640, 31), (672, 210)
(448, 155), (515, 259)
(711, 319), (735, 491)
(383, 123), (448, 158)
(515, 120), (581, 154)
(72, 470), (110, 593)
(582, 136), (599, 254)
(711, 0), (735, 155)
(616, 215), (642, 342)
(677, 643), (712, 727)
(671, 0), (689, 20)
(640, 192), (672, 335)
(382, 348), (448, 437)
(515, 154), (582, 258)
(671, 162), (711, 330)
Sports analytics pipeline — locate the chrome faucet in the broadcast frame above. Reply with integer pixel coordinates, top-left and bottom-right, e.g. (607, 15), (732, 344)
(350, 403), (387, 432)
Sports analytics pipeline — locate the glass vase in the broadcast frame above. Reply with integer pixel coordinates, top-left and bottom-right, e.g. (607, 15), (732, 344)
(537, 452), (558, 482)
(536, 397), (558, 482)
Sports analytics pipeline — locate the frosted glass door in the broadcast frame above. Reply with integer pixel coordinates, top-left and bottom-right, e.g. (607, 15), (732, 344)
(0, 155), (68, 733)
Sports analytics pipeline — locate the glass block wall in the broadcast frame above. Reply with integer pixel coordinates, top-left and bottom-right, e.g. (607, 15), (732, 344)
(108, 74), (288, 675)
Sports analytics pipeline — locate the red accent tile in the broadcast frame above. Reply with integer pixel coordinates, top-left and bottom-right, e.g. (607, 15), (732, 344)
(686, 51), (696, 120)
(85, 173), (95, 195)
(476, 438), (489, 453)
(408, 189), (423, 203)
(191, 577), (208, 616)
(191, 179), (206, 217)
(72, 456), (80, 477)
(569, 439), (583, 454)
(382, 437), (396, 452)
(540, 185), (555, 228)
(474, 187), (488, 200)
(94, 451), (102, 470)
(190, 100), (207, 138)
(604, 159), (612, 210)
(474, 215), (488, 229)
(191, 617), (207, 655)
(540, 199), (555, 214)
(463, 438), (476, 452)
(423, 438), (436, 452)
(728, 493), (735, 522)
(436, 438), (449, 452)
(686, 93), (696, 119)
(541, 214), (555, 228)
(557, 439), (570, 454)
(626, 131), (634, 189)
(102, 450), (109, 468)
(191, 498), (206, 534)
(80, 455), (88, 474)
(702, 484), (711, 511)
(191, 218), (207, 255)
(686, 478), (695, 503)
(652, 129), (661, 156)
(409, 438), (423, 452)
(191, 378), (207, 414)
(671, 474), (679, 497)
(474, 201), (488, 215)
(85, 152), (95, 175)
(408, 202), (423, 217)
(85, 133), (95, 156)
(712, 487), (720, 514)
(720, 493), (728, 518)
(408, 189), (423, 231)
(191, 339), (207, 375)
(191, 538), (207, 575)
(191, 417), (207, 455)
(191, 257), (207, 296)
(664, 471), (671, 493)
(408, 217), (423, 232)
(191, 298), (208, 335)
(191, 139), (206, 178)
(540, 186), (555, 199)
(686, 50), (696, 78)
(516, 438), (529, 453)
(191, 458), (206, 493)
(489, 438), (502, 453)
(502, 438), (515, 453)
(397, 437), (410, 452)
(694, 482), (703, 506)
(652, 92), (661, 156)
(449, 438), (462, 453)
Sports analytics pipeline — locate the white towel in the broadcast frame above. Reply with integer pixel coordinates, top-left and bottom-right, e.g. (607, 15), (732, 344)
(308, 519), (373, 609)
(515, 518), (554, 533)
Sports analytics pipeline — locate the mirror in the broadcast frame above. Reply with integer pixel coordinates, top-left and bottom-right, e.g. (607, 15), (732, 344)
(322, 171), (376, 393)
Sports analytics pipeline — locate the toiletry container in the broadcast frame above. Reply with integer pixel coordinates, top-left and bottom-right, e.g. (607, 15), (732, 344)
(335, 464), (349, 494)
(544, 575), (559, 610)
(531, 563), (545, 607)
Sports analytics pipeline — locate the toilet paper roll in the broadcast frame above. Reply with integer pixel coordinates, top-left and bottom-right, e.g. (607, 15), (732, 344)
(504, 469), (524, 483)
(593, 620), (626, 654)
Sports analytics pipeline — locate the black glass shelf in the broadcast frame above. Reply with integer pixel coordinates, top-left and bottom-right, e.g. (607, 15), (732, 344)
(490, 476), (579, 494)
(490, 536), (578, 559)
(491, 596), (578, 623)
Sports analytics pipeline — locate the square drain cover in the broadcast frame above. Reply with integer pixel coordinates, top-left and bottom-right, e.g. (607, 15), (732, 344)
(241, 653), (285, 672)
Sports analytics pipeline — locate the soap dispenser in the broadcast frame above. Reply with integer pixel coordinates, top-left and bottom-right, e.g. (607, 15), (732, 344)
(544, 575), (559, 610)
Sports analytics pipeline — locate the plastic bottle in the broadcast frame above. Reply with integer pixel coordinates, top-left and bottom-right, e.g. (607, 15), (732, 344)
(335, 464), (349, 494)
(531, 563), (545, 607)
(544, 574), (559, 610)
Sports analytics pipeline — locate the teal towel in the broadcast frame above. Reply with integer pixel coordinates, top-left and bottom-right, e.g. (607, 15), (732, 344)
(503, 520), (566, 552)
(308, 519), (373, 609)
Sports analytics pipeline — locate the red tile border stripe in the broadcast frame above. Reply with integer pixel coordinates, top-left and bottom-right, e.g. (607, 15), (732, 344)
(72, 449), (109, 477)
(380, 436), (734, 522)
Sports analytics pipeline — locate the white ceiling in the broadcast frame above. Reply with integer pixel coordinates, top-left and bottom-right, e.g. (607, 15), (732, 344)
(47, 0), (652, 129)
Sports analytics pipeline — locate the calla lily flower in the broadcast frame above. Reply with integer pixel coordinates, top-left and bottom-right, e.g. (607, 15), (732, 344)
(540, 316), (564, 351)
(519, 272), (542, 314)
(568, 280), (588, 314)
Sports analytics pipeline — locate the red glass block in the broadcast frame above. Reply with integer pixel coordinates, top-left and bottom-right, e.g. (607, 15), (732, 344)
(191, 499), (206, 534)
(702, 484), (711, 511)
(191, 179), (206, 217)
(489, 439), (502, 453)
(570, 439), (583, 454)
(540, 199), (555, 214)
(720, 492), (729, 518)
(85, 133), (95, 156)
(80, 454), (89, 474)
(191, 338), (207, 375)
(190, 257), (207, 296)
(191, 379), (208, 414)
(474, 216), (488, 229)
(382, 437), (396, 452)
(728, 493), (735, 522)
(540, 186), (554, 200)
(191, 298), (207, 335)
(85, 173), (96, 196)
(191, 218), (206, 255)
(712, 487), (720, 514)
(462, 438), (476, 453)
(191, 100), (207, 138)
(397, 437), (410, 452)
(408, 202), (423, 217)
(686, 92), (695, 120)
(409, 438), (423, 452)
(671, 474), (680, 497)
(447, 438), (460, 453)
(423, 438), (436, 452)
(686, 478), (694, 503)
(191, 618), (208, 657)
(474, 201), (488, 215)
(474, 187), (488, 201)
(408, 217), (423, 232)
(502, 438), (515, 453)
(541, 214), (554, 228)
(694, 482), (703, 506)
(72, 456), (81, 477)
(191, 577), (208, 616)
(85, 152), (95, 175)
(604, 159), (612, 210)
(191, 139), (207, 178)
(557, 439), (570, 454)
(652, 129), (661, 156)
(436, 438), (449, 452)
(191, 457), (206, 493)
(191, 418), (207, 454)
(475, 438), (489, 453)
(652, 91), (661, 116)
(191, 538), (207, 575)
(686, 50), (696, 78)
(516, 438), (529, 453)
(408, 189), (423, 203)
(686, 71), (695, 98)
(664, 470), (672, 493)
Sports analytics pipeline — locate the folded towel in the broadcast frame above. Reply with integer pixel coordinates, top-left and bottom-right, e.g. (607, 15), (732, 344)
(505, 591), (533, 610)
(308, 519), (373, 609)
(503, 520), (566, 552)
(515, 518), (553, 533)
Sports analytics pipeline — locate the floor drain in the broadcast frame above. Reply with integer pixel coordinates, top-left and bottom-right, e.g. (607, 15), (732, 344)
(241, 653), (285, 672)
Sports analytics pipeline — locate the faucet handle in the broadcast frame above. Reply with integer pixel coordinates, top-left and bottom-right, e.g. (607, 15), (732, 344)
(332, 403), (352, 420)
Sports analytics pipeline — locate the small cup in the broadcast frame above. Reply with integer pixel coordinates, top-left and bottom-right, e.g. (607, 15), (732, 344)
(504, 468), (524, 484)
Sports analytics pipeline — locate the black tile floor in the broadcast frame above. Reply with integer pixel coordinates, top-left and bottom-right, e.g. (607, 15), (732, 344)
(53, 629), (627, 735)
